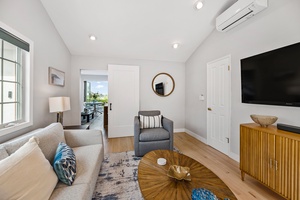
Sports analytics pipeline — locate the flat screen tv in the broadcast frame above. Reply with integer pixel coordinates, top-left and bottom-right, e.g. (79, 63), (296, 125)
(241, 42), (300, 107)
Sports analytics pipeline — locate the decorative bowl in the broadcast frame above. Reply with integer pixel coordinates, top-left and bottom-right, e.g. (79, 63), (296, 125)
(167, 165), (191, 181)
(250, 114), (278, 127)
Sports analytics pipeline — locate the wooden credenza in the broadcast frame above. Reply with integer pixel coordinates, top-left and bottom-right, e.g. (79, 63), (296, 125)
(240, 123), (300, 199)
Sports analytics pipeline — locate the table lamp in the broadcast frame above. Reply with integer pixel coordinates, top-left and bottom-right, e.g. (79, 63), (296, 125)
(49, 97), (70, 125)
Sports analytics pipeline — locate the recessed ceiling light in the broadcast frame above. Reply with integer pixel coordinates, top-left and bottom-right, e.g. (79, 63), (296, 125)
(89, 35), (97, 41)
(195, 1), (204, 10)
(173, 43), (179, 49)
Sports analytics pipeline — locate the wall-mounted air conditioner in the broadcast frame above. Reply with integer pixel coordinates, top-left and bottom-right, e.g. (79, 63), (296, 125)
(216, 0), (268, 32)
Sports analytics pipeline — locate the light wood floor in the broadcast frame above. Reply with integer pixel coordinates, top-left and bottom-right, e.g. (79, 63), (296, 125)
(101, 131), (284, 200)
(89, 116), (283, 200)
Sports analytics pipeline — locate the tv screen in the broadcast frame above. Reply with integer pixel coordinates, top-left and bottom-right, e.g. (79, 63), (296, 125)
(241, 42), (300, 107)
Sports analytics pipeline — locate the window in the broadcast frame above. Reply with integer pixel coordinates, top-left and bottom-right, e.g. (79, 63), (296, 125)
(0, 22), (33, 136)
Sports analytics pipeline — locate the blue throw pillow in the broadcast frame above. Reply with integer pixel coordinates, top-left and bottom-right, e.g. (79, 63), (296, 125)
(53, 142), (76, 186)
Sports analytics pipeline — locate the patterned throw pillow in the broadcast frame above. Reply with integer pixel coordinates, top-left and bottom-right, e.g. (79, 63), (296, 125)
(139, 115), (162, 129)
(53, 142), (76, 186)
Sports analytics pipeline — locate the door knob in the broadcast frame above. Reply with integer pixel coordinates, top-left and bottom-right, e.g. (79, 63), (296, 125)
(208, 107), (212, 111)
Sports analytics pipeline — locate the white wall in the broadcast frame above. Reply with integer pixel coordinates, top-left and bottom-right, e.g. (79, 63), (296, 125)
(0, 0), (71, 142)
(71, 56), (185, 130)
(185, 0), (300, 157)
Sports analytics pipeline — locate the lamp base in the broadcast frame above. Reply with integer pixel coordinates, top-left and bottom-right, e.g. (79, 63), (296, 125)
(57, 112), (64, 125)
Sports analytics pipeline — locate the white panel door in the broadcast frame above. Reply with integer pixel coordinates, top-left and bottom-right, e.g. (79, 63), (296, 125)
(207, 56), (231, 155)
(108, 65), (139, 138)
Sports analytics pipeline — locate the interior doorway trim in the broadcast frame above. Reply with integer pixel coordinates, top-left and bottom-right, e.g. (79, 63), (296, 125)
(206, 54), (231, 156)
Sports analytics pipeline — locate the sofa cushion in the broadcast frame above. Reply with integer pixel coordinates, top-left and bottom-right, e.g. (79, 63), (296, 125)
(139, 128), (170, 142)
(0, 137), (58, 200)
(0, 146), (8, 161)
(53, 142), (76, 186)
(139, 115), (162, 129)
(3, 123), (66, 163)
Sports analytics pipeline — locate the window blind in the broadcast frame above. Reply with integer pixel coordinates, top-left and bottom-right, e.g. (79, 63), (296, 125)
(0, 27), (30, 52)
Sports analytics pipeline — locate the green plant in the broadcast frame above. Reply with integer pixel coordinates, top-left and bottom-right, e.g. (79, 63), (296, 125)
(86, 92), (108, 104)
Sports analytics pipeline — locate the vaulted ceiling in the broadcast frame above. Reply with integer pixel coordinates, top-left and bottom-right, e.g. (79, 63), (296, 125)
(41, 0), (236, 62)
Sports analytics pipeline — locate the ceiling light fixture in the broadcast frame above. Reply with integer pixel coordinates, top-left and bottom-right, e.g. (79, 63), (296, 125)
(173, 43), (179, 49)
(195, 1), (204, 10)
(89, 35), (97, 41)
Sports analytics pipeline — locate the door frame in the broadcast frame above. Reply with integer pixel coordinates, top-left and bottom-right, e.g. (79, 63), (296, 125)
(206, 55), (232, 155)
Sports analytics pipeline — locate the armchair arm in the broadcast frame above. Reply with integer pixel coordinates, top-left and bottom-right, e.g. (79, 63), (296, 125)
(162, 117), (174, 150)
(162, 117), (173, 134)
(134, 116), (141, 155)
(64, 129), (103, 148)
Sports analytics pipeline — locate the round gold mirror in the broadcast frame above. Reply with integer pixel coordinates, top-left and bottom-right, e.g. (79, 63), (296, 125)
(152, 73), (175, 97)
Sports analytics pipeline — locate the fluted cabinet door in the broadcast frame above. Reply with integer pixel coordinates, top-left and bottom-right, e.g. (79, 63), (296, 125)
(240, 126), (263, 180)
(261, 132), (275, 189)
(275, 136), (300, 199)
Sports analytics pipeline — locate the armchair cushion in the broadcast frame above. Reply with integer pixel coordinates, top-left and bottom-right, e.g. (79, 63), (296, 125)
(139, 115), (162, 129)
(139, 128), (170, 142)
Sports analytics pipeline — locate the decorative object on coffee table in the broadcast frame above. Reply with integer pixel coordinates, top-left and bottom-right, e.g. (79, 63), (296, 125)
(157, 158), (167, 165)
(191, 188), (218, 200)
(167, 165), (191, 181)
(250, 114), (278, 127)
(138, 150), (237, 200)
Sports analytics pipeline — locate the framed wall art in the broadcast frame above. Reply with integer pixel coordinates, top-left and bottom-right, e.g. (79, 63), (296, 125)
(48, 67), (65, 87)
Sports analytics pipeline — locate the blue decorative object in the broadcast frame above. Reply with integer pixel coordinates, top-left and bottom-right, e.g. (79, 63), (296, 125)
(191, 188), (217, 200)
(53, 142), (76, 185)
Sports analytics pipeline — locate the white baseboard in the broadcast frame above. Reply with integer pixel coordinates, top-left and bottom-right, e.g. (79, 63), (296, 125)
(184, 129), (207, 144)
(229, 152), (240, 163)
(174, 128), (185, 133)
(184, 129), (240, 163)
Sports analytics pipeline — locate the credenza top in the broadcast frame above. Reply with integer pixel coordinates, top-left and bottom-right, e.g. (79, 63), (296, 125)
(241, 123), (300, 141)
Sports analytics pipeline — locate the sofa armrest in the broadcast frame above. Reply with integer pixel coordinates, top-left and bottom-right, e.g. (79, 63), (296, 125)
(64, 129), (103, 148)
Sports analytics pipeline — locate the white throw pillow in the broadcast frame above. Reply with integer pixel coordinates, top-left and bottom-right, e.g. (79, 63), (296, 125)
(140, 115), (162, 129)
(0, 137), (58, 200)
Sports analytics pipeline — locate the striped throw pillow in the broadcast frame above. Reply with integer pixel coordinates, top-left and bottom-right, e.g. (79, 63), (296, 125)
(139, 115), (162, 129)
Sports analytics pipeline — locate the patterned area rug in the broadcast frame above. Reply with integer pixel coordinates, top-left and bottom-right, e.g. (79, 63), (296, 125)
(92, 151), (143, 200)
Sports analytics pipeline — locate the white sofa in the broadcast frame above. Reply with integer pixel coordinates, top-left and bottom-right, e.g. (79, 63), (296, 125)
(0, 123), (104, 200)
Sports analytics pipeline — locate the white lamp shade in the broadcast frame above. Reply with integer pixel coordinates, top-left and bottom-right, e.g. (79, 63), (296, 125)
(49, 97), (71, 113)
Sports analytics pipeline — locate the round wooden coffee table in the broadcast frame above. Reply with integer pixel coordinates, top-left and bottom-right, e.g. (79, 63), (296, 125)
(138, 150), (237, 200)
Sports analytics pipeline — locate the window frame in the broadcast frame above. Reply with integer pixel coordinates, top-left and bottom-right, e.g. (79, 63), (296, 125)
(0, 21), (33, 137)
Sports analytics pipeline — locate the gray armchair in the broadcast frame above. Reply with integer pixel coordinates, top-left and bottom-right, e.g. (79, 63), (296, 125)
(134, 110), (173, 157)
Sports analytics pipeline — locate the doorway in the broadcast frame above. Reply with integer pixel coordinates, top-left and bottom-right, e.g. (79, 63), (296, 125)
(80, 70), (108, 132)
(207, 55), (231, 155)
